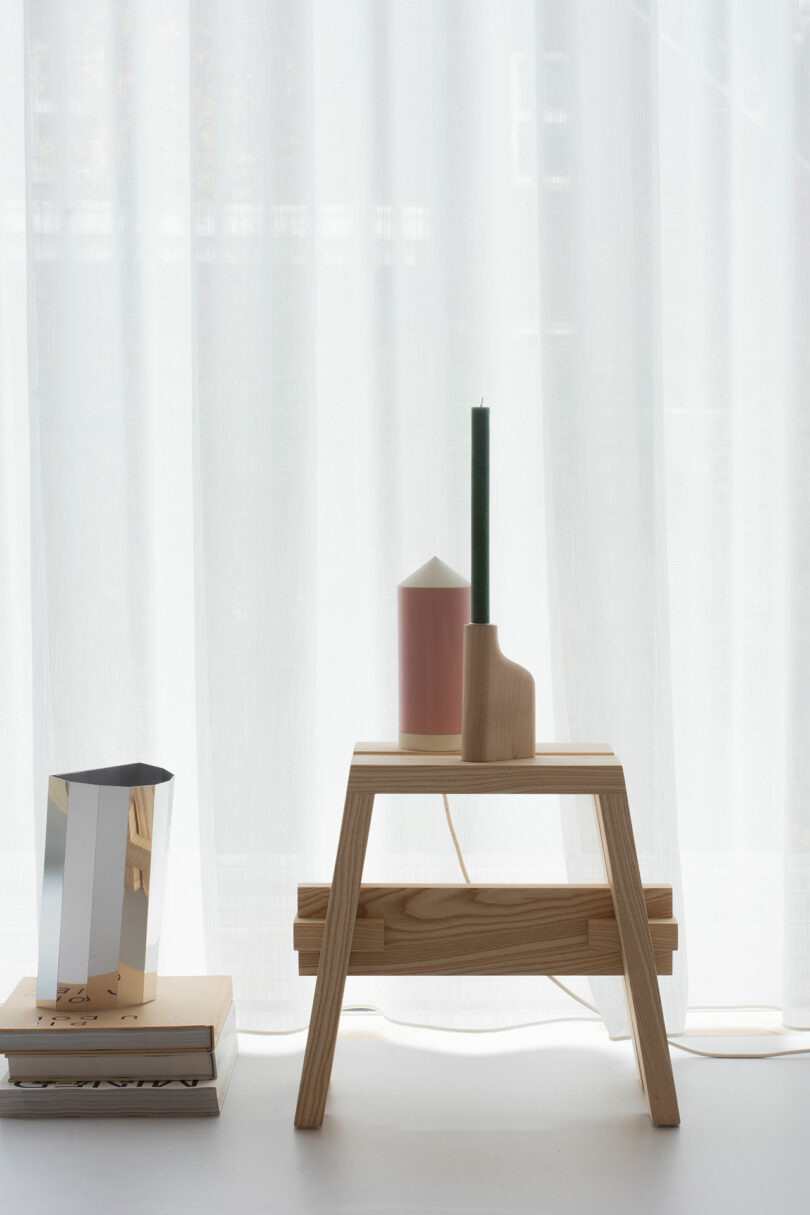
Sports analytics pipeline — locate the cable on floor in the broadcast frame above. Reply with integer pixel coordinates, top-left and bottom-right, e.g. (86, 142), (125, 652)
(237, 798), (810, 1050)
(439, 792), (810, 1061)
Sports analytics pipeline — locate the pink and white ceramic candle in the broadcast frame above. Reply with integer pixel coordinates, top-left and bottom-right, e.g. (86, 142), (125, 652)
(398, 557), (471, 751)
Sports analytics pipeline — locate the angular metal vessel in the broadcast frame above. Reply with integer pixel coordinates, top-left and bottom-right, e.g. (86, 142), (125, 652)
(36, 762), (174, 1009)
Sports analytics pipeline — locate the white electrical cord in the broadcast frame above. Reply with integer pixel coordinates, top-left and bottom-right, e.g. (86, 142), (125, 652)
(243, 796), (810, 1054)
(437, 793), (810, 1061)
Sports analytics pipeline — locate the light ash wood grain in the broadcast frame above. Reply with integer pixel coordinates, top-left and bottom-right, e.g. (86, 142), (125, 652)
(355, 742), (615, 756)
(294, 884), (676, 977)
(588, 916), (678, 953)
(461, 624), (535, 760)
(348, 752), (626, 794)
(298, 882), (672, 924)
(293, 917), (384, 952)
(596, 791), (680, 1126)
(297, 947), (674, 977)
(294, 745), (679, 1130)
(294, 791), (374, 1129)
(591, 791), (645, 1091)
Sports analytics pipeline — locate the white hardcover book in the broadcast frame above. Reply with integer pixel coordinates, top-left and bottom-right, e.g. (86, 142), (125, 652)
(5, 1006), (235, 1082)
(0, 975), (233, 1052)
(0, 1006), (237, 1117)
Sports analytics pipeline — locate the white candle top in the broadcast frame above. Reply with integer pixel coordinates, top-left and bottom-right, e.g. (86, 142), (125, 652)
(399, 556), (470, 589)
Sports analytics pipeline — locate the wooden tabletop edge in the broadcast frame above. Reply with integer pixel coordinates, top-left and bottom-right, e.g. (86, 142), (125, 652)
(354, 742), (616, 757)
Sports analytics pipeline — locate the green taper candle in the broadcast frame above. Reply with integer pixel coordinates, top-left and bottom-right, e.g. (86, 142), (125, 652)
(471, 401), (489, 623)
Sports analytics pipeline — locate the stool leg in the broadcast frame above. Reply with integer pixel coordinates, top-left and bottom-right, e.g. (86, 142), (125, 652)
(595, 790), (680, 1127)
(592, 796), (644, 1092)
(295, 789), (374, 1128)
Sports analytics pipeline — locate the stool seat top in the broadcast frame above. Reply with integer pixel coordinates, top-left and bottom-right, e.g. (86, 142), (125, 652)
(349, 743), (626, 795)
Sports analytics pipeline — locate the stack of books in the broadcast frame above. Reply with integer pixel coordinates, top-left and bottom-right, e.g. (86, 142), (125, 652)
(0, 975), (236, 1117)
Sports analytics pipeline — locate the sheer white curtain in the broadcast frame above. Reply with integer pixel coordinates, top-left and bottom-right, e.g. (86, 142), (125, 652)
(1, 0), (808, 1033)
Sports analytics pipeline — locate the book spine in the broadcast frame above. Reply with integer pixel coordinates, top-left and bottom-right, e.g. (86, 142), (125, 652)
(209, 977), (234, 1048)
(6, 1052), (216, 1083)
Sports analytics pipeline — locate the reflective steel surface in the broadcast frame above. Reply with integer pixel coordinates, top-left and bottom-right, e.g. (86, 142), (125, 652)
(36, 763), (174, 1009)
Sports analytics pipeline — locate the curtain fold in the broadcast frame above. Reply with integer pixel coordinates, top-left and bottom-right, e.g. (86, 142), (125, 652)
(536, 0), (686, 1036)
(1, 0), (807, 1032)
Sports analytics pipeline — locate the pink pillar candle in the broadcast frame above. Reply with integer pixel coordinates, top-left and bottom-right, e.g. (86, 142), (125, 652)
(398, 557), (471, 752)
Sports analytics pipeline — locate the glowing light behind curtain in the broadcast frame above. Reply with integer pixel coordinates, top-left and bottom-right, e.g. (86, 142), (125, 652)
(0, 0), (808, 1033)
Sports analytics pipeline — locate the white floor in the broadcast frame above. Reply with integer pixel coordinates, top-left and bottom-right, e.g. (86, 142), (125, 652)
(2, 1015), (809, 1215)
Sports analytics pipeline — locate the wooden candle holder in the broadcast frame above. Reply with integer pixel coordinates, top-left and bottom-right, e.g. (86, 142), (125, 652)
(294, 743), (680, 1130)
(461, 624), (535, 761)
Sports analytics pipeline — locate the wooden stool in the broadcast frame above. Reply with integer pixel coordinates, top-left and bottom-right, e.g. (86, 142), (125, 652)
(294, 743), (679, 1128)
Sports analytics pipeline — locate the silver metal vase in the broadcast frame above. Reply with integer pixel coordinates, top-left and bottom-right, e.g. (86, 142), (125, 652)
(36, 762), (174, 1010)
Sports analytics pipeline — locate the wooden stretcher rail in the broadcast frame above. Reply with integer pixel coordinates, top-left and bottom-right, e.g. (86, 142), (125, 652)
(295, 883), (677, 977)
(348, 753), (627, 795)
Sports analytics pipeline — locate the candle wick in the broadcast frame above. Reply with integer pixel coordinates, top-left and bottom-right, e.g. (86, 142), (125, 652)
(479, 398), (484, 408)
